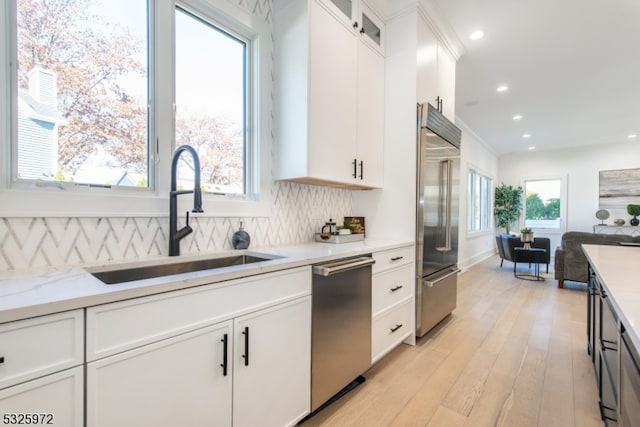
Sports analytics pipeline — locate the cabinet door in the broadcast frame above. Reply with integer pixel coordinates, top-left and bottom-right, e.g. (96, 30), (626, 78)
(416, 16), (439, 106)
(0, 309), (83, 389)
(309, 0), (358, 183)
(233, 297), (311, 427)
(359, 2), (384, 54)
(86, 321), (233, 427)
(0, 366), (83, 427)
(436, 44), (456, 120)
(356, 40), (384, 188)
(320, 0), (356, 28)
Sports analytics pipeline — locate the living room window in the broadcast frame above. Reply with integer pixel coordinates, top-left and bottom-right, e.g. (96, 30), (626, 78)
(523, 176), (566, 231)
(468, 169), (493, 232)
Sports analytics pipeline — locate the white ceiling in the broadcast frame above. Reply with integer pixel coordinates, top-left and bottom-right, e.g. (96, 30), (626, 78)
(379, 0), (640, 155)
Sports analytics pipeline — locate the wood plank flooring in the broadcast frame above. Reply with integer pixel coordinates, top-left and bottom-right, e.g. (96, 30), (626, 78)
(301, 255), (603, 427)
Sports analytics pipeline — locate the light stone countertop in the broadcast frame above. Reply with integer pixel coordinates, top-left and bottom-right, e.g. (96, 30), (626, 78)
(582, 244), (640, 351)
(0, 239), (413, 324)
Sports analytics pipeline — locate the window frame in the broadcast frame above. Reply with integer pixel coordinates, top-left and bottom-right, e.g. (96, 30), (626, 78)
(0, 0), (272, 218)
(467, 167), (493, 234)
(521, 174), (567, 234)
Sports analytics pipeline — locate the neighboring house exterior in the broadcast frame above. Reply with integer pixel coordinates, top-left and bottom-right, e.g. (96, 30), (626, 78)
(17, 66), (64, 180)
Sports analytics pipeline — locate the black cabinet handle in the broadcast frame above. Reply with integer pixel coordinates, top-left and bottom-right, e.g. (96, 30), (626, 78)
(358, 161), (364, 179)
(242, 327), (250, 366)
(352, 158), (358, 178)
(220, 333), (228, 376)
(353, 21), (359, 29)
(390, 285), (403, 292)
(360, 27), (365, 35)
(390, 256), (403, 261)
(390, 324), (403, 333)
(0, 356), (4, 364)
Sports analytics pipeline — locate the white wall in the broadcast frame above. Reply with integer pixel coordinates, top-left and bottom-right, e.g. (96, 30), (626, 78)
(457, 120), (499, 271)
(499, 140), (640, 248)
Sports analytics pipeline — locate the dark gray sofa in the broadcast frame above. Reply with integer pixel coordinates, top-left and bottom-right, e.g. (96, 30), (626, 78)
(554, 231), (640, 288)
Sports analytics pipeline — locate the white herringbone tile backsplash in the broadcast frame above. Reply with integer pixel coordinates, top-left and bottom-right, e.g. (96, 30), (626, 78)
(0, 182), (352, 271)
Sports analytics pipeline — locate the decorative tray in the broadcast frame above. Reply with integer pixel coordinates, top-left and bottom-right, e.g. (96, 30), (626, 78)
(314, 233), (365, 244)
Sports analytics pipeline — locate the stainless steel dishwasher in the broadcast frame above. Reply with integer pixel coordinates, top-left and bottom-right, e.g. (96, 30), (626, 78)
(311, 256), (375, 412)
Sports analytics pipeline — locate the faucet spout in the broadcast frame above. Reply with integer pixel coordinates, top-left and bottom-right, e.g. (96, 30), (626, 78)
(169, 145), (204, 256)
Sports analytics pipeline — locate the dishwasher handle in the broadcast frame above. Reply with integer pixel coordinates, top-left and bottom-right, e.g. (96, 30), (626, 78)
(312, 257), (375, 276)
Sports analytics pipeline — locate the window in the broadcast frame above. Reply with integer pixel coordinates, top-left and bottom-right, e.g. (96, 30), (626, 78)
(468, 169), (493, 232)
(175, 6), (248, 195)
(2, 0), (270, 216)
(15, 0), (149, 187)
(523, 177), (564, 230)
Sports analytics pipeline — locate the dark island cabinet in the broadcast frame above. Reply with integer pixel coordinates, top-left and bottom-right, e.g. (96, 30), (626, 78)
(588, 263), (640, 426)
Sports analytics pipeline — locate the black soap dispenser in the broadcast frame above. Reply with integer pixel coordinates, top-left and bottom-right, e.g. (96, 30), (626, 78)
(232, 221), (251, 249)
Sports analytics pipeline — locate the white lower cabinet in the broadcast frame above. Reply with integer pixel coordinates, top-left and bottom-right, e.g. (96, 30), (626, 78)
(233, 297), (311, 427)
(86, 267), (312, 427)
(0, 309), (84, 426)
(86, 321), (233, 427)
(371, 246), (415, 363)
(0, 366), (84, 426)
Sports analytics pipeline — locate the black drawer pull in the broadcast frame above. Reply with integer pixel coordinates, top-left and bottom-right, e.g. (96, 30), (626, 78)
(0, 356), (4, 364)
(390, 256), (403, 261)
(390, 324), (403, 333)
(390, 285), (403, 292)
(220, 334), (228, 376)
(242, 327), (250, 366)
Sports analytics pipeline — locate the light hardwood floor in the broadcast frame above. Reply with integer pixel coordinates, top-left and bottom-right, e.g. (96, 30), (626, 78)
(302, 255), (603, 427)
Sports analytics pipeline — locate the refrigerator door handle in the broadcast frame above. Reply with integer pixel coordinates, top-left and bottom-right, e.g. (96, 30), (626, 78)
(423, 268), (460, 287)
(436, 159), (453, 252)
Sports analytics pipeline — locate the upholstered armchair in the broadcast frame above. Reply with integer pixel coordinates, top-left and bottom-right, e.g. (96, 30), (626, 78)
(496, 234), (551, 273)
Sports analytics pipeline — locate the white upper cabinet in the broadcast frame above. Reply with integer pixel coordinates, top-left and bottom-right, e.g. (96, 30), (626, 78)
(416, 13), (456, 121)
(274, 0), (385, 189)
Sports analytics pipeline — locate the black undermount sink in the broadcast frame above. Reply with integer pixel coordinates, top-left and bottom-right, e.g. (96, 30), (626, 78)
(89, 253), (282, 285)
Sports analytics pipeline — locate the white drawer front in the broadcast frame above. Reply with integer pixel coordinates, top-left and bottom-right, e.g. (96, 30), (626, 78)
(0, 310), (84, 390)
(372, 246), (413, 273)
(86, 266), (311, 361)
(0, 366), (84, 426)
(372, 300), (412, 363)
(372, 265), (412, 315)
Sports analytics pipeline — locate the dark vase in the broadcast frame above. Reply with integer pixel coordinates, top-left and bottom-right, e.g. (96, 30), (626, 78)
(631, 216), (639, 226)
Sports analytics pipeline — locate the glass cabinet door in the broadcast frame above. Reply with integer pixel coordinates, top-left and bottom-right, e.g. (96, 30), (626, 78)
(359, 3), (384, 53)
(361, 10), (381, 46)
(327, 0), (353, 21)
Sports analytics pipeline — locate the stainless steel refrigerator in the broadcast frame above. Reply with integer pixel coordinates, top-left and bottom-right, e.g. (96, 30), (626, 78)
(415, 103), (462, 338)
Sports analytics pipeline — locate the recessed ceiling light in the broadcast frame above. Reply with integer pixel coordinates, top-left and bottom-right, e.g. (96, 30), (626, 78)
(469, 30), (485, 41)
(497, 85), (509, 92)
(628, 134), (637, 139)
(522, 133), (532, 139)
(512, 114), (523, 121)
(528, 146), (536, 150)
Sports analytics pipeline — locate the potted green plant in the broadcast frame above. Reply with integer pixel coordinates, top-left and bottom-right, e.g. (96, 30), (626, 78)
(628, 204), (640, 226)
(494, 184), (524, 234)
(520, 227), (534, 248)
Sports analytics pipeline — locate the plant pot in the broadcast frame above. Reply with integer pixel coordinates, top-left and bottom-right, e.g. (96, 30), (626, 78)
(631, 216), (639, 226)
(521, 233), (534, 249)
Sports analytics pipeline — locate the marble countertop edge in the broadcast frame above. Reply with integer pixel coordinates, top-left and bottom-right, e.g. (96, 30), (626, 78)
(0, 239), (414, 324)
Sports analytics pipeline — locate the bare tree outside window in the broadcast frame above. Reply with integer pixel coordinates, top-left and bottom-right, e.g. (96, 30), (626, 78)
(16, 0), (148, 186)
(175, 7), (247, 195)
